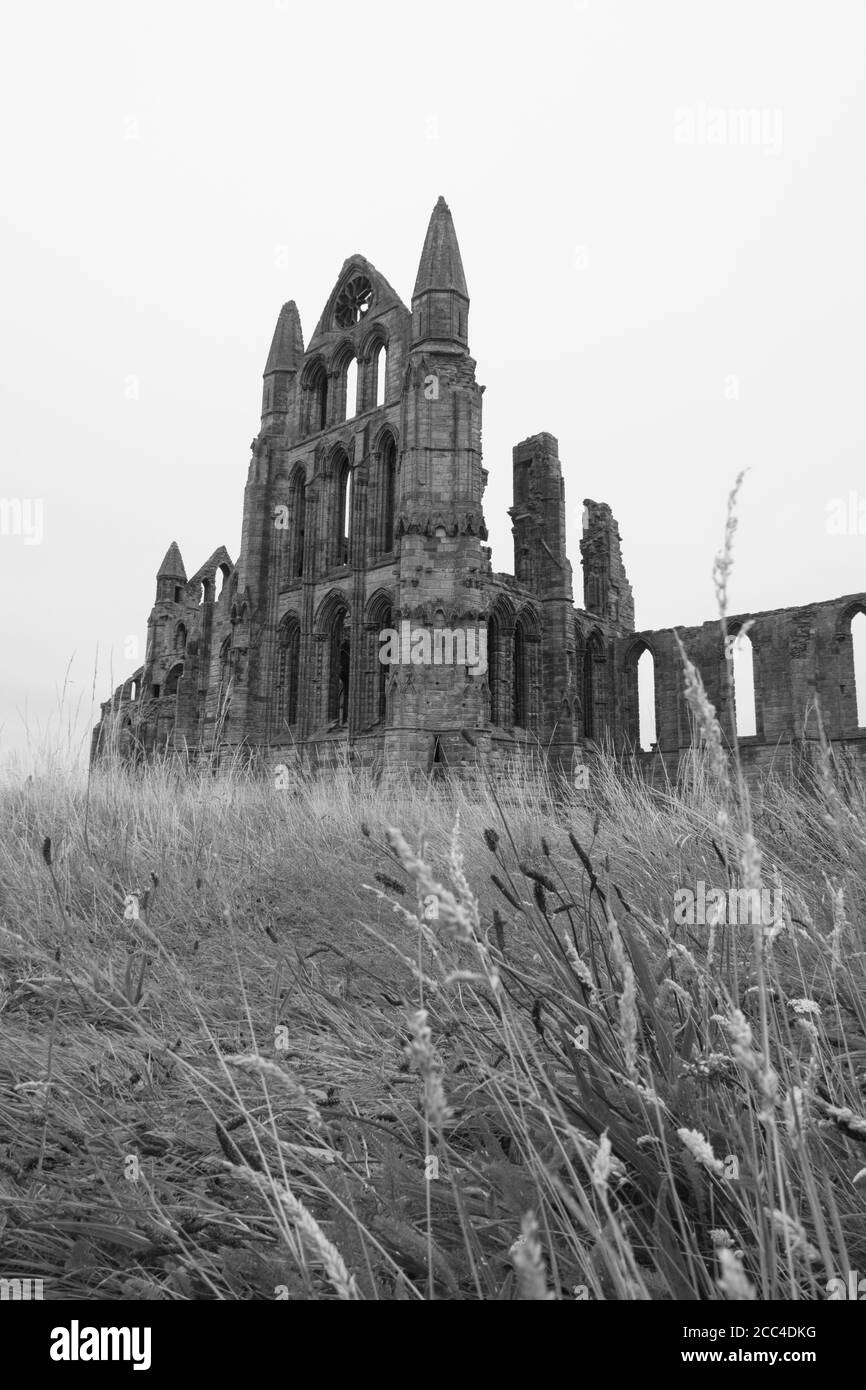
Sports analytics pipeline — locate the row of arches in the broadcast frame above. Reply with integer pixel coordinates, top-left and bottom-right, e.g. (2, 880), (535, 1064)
(623, 604), (866, 753)
(274, 592), (393, 736)
(149, 604), (866, 748)
(271, 594), (544, 739)
(302, 341), (387, 435)
(276, 432), (398, 586)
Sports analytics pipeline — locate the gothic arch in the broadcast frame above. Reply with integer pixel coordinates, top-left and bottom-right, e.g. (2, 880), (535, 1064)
(836, 600), (866, 731)
(215, 563), (231, 601)
(164, 662), (183, 699)
(512, 605), (542, 731)
(582, 629), (606, 741)
(301, 356), (329, 434)
(326, 446), (352, 569)
(315, 590), (352, 727)
(274, 614), (301, 735)
(359, 327), (389, 410)
(364, 588), (395, 727)
(331, 341), (358, 422)
(622, 637), (657, 751)
(288, 464), (306, 581)
(372, 427), (398, 556)
(726, 621), (759, 739)
(487, 594), (517, 727)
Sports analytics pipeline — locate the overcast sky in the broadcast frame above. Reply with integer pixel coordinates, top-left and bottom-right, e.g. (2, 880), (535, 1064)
(1, 0), (864, 767)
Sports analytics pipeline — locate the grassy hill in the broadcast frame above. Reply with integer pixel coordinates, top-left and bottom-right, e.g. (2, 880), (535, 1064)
(1, 732), (865, 1300)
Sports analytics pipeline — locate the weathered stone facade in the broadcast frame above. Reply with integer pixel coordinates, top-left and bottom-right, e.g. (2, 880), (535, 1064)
(92, 198), (866, 779)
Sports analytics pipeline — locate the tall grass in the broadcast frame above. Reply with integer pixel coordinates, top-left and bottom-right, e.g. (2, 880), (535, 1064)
(0, 736), (864, 1299)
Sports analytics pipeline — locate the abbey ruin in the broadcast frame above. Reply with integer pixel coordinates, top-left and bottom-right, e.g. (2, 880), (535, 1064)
(92, 198), (866, 778)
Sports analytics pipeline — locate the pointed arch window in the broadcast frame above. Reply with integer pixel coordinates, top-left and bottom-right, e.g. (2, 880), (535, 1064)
(512, 609), (541, 731)
(164, 663), (183, 698)
(624, 640), (656, 750)
(731, 629), (757, 737)
(364, 594), (394, 727)
(854, 610), (866, 727)
(275, 618), (301, 733)
(513, 622), (527, 727)
(838, 603), (866, 731)
(333, 452), (351, 567)
(488, 611), (502, 725)
(379, 434), (397, 555)
(344, 358), (358, 421)
(487, 603), (515, 726)
(305, 361), (328, 433)
(637, 648), (656, 750)
(290, 468), (306, 580)
(375, 344), (387, 407)
(327, 607), (351, 725)
(582, 633), (605, 740)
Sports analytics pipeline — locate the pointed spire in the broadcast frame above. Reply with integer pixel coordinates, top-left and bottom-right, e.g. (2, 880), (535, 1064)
(157, 541), (186, 581)
(264, 300), (303, 376)
(413, 197), (468, 299)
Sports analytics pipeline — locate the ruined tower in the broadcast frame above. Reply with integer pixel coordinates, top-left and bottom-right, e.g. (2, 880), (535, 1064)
(388, 197), (488, 769)
(92, 198), (866, 783)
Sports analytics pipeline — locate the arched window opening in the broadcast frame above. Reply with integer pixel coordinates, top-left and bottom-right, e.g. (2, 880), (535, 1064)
(732, 630), (757, 737)
(344, 358), (358, 421)
(198, 579), (209, 606)
(488, 615), (500, 724)
(583, 645), (595, 739)
(290, 471), (305, 579)
(174, 585), (181, 604)
(376, 602), (392, 725)
(853, 610), (866, 727)
(380, 434), (397, 553)
(215, 566), (229, 601)
(130, 679), (138, 701)
(375, 346), (387, 407)
(334, 454), (351, 566)
(637, 648), (656, 751)
(583, 635), (604, 740)
(318, 373), (328, 430)
(513, 623), (527, 727)
(164, 663), (183, 698)
(327, 608), (351, 726)
(175, 623), (187, 654)
(364, 594), (394, 728)
(276, 620), (300, 732)
(487, 610), (513, 726)
(305, 362), (328, 433)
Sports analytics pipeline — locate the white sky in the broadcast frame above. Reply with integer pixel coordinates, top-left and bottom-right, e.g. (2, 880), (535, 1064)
(1, 0), (865, 767)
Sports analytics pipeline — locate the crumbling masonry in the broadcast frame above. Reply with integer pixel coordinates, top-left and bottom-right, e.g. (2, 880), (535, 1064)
(92, 198), (866, 779)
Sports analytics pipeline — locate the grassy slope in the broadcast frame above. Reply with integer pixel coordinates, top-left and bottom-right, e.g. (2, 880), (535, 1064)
(0, 747), (865, 1300)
